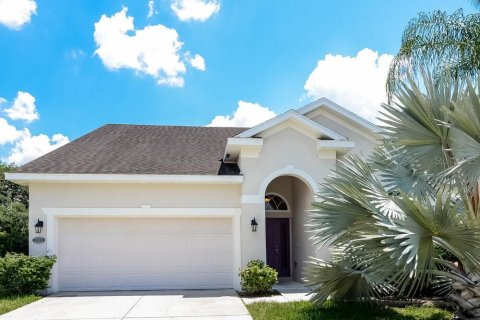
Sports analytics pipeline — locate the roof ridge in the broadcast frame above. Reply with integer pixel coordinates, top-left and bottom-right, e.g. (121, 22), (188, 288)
(103, 123), (250, 129)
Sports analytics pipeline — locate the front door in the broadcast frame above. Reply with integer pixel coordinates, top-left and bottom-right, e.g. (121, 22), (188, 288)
(266, 218), (290, 277)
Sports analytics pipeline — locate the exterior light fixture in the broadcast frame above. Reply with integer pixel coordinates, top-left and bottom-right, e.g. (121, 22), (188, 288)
(34, 219), (44, 234)
(251, 218), (258, 232)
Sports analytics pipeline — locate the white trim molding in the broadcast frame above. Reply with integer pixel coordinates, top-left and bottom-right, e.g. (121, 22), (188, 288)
(317, 140), (355, 152)
(258, 165), (319, 196)
(235, 110), (346, 140)
(224, 138), (263, 161)
(297, 97), (382, 134)
(309, 108), (382, 142)
(5, 173), (244, 186)
(42, 207), (242, 217)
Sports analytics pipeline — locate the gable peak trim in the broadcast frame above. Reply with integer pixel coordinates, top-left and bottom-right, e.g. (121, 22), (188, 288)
(297, 97), (381, 134)
(234, 110), (346, 140)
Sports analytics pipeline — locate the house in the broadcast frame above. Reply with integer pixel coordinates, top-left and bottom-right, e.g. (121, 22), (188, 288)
(5, 98), (381, 293)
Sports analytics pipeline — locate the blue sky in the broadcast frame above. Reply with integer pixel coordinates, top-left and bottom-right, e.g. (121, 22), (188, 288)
(0, 0), (476, 164)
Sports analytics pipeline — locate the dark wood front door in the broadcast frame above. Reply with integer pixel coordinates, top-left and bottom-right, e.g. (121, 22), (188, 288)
(266, 218), (290, 277)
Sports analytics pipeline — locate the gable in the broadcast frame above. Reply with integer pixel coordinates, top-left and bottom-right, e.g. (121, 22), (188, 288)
(235, 110), (346, 140)
(298, 97), (382, 140)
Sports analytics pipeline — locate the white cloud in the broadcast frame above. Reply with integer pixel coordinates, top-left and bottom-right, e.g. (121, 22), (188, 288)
(304, 48), (393, 123)
(0, 117), (23, 145)
(3, 91), (39, 122)
(94, 7), (203, 87)
(0, 0), (37, 30)
(207, 101), (276, 127)
(187, 53), (205, 71)
(0, 90), (69, 165)
(6, 130), (69, 165)
(171, 0), (220, 22)
(147, 0), (155, 18)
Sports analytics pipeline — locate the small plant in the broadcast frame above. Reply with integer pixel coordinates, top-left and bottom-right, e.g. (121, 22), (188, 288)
(239, 259), (278, 295)
(0, 253), (56, 296)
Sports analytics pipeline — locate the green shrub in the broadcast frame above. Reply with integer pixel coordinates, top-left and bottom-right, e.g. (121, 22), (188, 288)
(0, 254), (56, 296)
(0, 203), (28, 256)
(239, 259), (278, 295)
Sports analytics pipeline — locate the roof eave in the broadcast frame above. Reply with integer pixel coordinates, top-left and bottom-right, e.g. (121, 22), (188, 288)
(5, 173), (244, 186)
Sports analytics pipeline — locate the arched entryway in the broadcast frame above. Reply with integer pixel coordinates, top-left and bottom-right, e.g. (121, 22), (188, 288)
(264, 175), (314, 281)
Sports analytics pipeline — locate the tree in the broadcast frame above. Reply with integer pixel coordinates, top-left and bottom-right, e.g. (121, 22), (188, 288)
(306, 71), (480, 319)
(0, 163), (28, 208)
(386, 9), (480, 98)
(0, 163), (29, 256)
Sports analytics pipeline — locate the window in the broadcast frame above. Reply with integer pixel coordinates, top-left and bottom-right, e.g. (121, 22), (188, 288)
(265, 194), (289, 211)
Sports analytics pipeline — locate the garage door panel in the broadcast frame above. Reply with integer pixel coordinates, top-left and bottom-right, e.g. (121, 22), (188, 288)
(191, 254), (210, 270)
(208, 254), (232, 269)
(169, 235), (192, 251)
(58, 236), (81, 255)
(59, 255), (83, 274)
(82, 235), (102, 254)
(210, 272), (232, 287)
(58, 217), (233, 291)
(59, 219), (79, 234)
(209, 234), (233, 251)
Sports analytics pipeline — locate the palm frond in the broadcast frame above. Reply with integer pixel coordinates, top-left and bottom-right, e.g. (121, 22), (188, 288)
(305, 257), (391, 306)
(371, 146), (437, 199)
(373, 193), (480, 295)
(387, 9), (480, 97)
(381, 71), (456, 179)
(309, 154), (402, 247)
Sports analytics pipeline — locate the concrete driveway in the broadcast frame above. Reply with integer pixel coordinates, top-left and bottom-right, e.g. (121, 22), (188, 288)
(0, 289), (252, 320)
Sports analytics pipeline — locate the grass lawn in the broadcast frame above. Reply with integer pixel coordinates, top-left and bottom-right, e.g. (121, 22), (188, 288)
(246, 301), (453, 320)
(0, 295), (41, 315)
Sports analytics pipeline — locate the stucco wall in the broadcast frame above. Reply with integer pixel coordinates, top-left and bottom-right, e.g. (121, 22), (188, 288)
(240, 128), (334, 195)
(239, 128), (336, 269)
(28, 182), (241, 256)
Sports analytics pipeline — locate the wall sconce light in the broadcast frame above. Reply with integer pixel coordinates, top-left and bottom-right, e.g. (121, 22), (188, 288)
(34, 219), (44, 234)
(251, 218), (258, 232)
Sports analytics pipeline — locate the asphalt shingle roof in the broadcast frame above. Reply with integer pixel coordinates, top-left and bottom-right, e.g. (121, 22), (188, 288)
(16, 124), (247, 175)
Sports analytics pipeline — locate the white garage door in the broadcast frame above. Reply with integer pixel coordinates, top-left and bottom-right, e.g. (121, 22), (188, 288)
(58, 217), (233, 291)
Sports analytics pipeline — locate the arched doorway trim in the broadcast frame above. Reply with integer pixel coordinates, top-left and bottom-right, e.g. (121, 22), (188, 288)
(258, 165), (318, 198)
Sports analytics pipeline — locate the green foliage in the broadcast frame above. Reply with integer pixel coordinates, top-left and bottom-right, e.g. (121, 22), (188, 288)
(0, 163), (29, 257)
(387, 9), (480, 98)
(239, 260), (278, 295)
(306, 71), (480, 314)
(0, 163), (28, 208)
(0, 254), (56, 296)
(0, 203), (28, 257)
(246, 301), (453, 320)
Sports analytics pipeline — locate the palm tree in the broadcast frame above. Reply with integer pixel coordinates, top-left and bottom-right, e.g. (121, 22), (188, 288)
(306, 71), (480, 319)
(386, 9), (480, 99)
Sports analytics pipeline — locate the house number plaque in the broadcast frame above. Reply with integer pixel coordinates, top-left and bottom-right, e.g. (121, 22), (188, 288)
(32, 236), (45, 244)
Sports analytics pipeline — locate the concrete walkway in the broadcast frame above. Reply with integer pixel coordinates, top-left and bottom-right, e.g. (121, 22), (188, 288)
(0, 289), (252, 320)
(241, 281), (311, 305)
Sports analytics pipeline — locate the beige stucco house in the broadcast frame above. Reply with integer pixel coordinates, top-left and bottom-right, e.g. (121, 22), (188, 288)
(6, 97), (380, 293)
